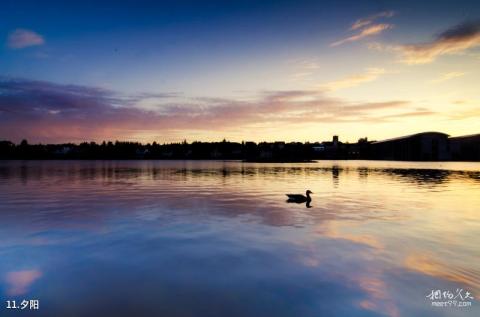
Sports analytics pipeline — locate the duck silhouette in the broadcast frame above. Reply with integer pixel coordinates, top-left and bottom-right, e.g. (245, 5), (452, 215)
(286, 190), (313, 205)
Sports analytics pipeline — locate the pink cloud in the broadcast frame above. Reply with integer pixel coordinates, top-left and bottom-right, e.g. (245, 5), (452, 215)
(7, 29), (45, 49)
(0, 78), (427, 143)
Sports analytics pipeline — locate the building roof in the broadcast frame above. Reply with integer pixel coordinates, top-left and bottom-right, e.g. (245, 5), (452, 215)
(372, 132), (449, 145)
(449, 133), (480, 140)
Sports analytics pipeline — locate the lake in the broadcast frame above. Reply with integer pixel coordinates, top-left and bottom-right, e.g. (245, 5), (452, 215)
(0, 160), (479, 317)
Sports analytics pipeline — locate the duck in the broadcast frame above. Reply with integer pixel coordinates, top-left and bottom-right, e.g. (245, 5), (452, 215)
(286, 190), (313, 203)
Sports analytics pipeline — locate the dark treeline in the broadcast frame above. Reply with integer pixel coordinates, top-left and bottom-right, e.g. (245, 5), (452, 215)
(0, 139), (322, 161)
(1, 132), (479, 161)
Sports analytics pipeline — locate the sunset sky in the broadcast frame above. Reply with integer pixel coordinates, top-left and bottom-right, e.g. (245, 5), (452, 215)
(1, 0), (480, 143)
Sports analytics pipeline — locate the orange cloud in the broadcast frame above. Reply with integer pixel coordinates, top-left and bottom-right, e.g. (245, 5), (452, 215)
(396, 21), (480, 64)
(331, 24), (393, 47)
(448, 108), (480, 120)
(430, 71), (466, 83)
(290, 59), (320, 82)
(350, 11), (395, 30)
(320, 68), (386, 91)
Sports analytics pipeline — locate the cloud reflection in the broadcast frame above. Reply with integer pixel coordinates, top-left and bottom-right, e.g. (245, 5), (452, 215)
(5, 269), (42, 296)
(404, 253), (480, 293)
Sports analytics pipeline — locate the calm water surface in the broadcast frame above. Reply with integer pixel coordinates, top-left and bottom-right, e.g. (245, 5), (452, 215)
(0, 160), (479, 317)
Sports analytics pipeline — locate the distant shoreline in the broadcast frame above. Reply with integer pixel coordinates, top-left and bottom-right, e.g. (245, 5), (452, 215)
(243, 159), (317, 163)
(2, 158), (480, 163)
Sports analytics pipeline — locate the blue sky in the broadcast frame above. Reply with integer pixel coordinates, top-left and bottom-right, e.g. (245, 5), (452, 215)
(1, 0), (480, 142)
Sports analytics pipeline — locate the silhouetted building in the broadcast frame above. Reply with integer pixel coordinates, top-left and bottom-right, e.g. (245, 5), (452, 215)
(312, 145), (324, 152)
(450, 134), (480, 161)
(332, 135), (339, 148)
(312, 135), (347, 159)
(370, 132), (450, 161)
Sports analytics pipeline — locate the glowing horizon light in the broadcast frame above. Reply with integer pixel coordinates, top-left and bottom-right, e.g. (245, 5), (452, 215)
(0, 1), (479, 143)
